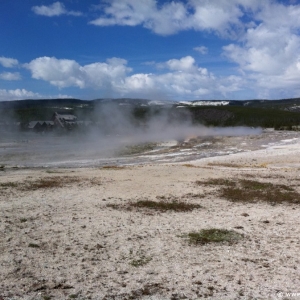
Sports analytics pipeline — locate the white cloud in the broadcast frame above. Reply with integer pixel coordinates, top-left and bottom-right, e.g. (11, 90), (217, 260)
(25, 56), (131, 89)
(223, 2), (300, 95)
(0, 72), (21, 80)
(194, 46), (208, 55)
(0, 89), (74, 101)
(117, 56), (242, 99)
(121, 69), (241, 99)
(89, 0), (265, 37)
(24, 55), (243, 100)
(158, 56), (199, 73)
(0, 56), (19, 68)
(0, 89), (42, 101)
(32, 2), (82, 17)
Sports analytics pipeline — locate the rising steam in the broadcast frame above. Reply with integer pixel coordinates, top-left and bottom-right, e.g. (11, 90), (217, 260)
(0, 102), (261, 167)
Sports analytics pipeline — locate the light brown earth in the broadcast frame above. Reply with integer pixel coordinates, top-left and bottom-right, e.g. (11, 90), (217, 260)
(1, 131), (300, 300)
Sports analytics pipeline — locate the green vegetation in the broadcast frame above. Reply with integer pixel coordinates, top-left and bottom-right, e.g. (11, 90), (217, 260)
(28, 243), (40, 248)
(0, 176), (103, 192)
(198, 178), (300, 204)
(186, 228), (243, 245)
(0, 182), (19, 189)
(101, 165), (127, 170)
(188, 106), (300, 128)
(108, 198), (203, 212)
(130, 256), (152, 267)
(23, 177), (80, 190)
(2, 98), (300, 130)
(130, 200), (202, 212)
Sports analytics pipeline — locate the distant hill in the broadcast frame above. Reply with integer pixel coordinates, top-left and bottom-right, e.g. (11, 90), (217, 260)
(1, 97), (300, 129)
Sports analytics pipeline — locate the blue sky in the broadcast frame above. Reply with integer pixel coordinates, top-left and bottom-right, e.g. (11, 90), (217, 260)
(1, 0), (300, 101)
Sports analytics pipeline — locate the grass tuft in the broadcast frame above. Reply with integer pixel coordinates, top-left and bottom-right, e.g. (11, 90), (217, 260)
(130, 200), (202, 212)
(130, 256), (152, 267)
(186, 228), (243, 245)
(28, 243), (40, 248)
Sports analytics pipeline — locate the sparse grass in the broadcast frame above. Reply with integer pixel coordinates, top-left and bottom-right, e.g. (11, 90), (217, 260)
(130, 256), (152, 267)
(0, 176), (102, 191)
(197, 178), (300, 204)
(45, 170), (64, 173)
(106, 194), (204, 212)
(196, 178), (236, 187)
(130, 200), (202, 212)
(186, 228), (243, 245)
(207, 162), (269, 168)
(183, 193), (206, 199)
(28, 243), (40, 248)
(101, 165), (126, 170)
(22, 176), (81, 190)
(207, 163), (243, 168)
(0, 182), (19, 189)
(182, 164), (198, 168)
(106, 203), (120, 209)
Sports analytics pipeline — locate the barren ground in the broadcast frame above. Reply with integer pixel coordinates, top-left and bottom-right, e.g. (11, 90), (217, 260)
(1, 130), (300, 299)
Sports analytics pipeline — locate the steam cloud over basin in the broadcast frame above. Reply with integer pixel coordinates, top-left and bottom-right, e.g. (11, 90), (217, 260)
(0, 101), (264, 167)
(0, 124), (262, 168)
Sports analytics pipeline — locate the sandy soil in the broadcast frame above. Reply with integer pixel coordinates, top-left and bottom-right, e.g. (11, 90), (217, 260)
(1, 131), (300, 300)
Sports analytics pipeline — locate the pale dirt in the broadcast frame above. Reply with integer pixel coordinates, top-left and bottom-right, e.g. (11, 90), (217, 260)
(1, 131), (300, 300)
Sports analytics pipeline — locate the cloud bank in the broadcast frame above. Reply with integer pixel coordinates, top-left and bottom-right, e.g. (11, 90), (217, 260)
(89, 0), (262, 37)
(24, 55), (242, 100)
